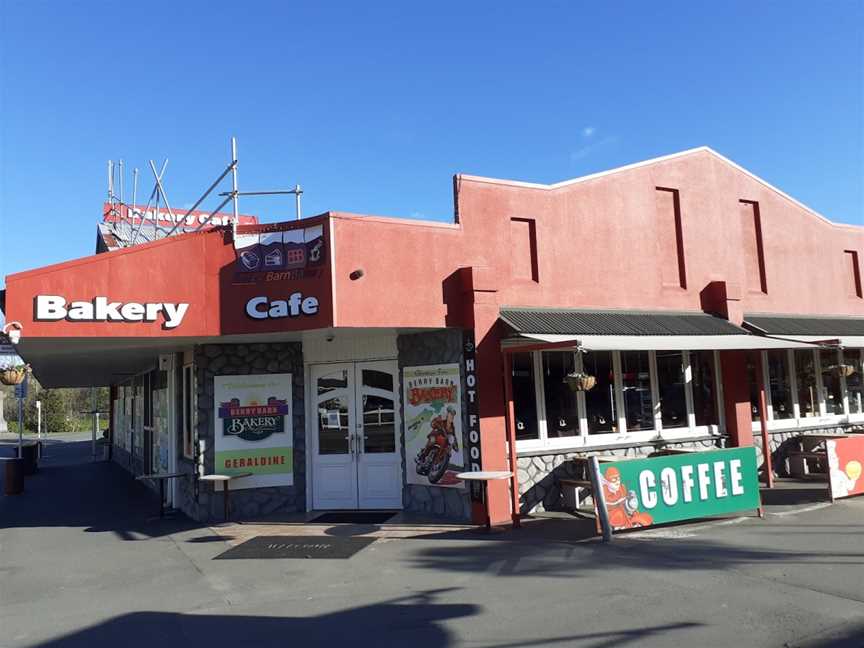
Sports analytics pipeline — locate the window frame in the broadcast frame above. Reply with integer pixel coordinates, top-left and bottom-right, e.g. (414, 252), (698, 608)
(181, 363), (195, 460)
(752, 347), (864, 434)
(515, 349), (724, 453)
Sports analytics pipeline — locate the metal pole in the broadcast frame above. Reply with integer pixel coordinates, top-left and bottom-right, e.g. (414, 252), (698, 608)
(131, 168), (139, 241)
(756, 352), (774, 488)
(231, 136), (239, 240)
(130, 161), (167, 246)
(91, 388), (97, 460)
(148, 159), (179, 234)
(295, 184), (302, 220)
(589, 456), (613, 542)
(165, 159), (237, 236)
(17, 392), (23, 454)
(502, 352), (521, 528)
(191, 195), (234, 232)
(36, 401), (42, 441)
(119, 159), (125, 204)
(107, 160), (113, 203)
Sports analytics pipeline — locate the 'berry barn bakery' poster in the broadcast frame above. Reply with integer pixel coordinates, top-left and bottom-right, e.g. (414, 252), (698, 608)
(213, 373), (293, 490)
(403, 364), (465, 489)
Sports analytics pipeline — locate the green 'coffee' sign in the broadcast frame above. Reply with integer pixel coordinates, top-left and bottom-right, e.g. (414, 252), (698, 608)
(597, 447), (761, 531)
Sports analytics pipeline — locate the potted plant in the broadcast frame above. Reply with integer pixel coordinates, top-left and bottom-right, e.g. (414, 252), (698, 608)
(563, 371), (596, 392)
(0, 363), (29, 386)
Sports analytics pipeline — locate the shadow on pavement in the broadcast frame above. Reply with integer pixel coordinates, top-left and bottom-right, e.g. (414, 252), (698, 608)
(760, 483), (830, 506)
(399, 526), (864, 580)
(30, 589), (704, 648)
(0, 438), (203, 539)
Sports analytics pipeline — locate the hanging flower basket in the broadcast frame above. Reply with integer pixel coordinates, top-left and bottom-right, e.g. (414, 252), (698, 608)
(835, 364), (856, 378)
(563, 372), (596, 392)
(0, 364), (29, 386)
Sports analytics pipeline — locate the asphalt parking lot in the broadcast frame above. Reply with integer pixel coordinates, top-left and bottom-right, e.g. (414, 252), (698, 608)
(1, 434), (863, 648)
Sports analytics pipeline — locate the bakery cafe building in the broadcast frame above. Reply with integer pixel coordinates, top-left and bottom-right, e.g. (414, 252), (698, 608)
(5, 147), (864, 525)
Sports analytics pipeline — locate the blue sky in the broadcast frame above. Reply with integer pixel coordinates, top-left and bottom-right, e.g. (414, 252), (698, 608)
(1, 1), (862, 284)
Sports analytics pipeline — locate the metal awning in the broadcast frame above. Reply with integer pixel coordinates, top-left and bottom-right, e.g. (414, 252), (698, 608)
(503, 332), (819, 351)
(500, 307), (821, 351)
(743, 314), (864, 348)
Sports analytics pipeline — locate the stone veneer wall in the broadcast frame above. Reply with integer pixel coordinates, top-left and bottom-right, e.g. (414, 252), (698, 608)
(751, 425), (859, 470)
(517, 436), (726, 514)
(173, 342), (306, 522)
(397, 330), (472, 521)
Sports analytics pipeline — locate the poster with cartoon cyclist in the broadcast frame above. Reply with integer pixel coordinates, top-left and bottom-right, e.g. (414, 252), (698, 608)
(403, 364), (466, 489)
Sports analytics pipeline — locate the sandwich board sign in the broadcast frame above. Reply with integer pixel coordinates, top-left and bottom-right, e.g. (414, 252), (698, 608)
(593, 447), (761, 533)
(826, 437), (864, 501)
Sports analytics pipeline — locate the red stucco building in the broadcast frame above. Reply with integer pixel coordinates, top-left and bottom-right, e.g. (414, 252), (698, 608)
(4, 146), (863, 524)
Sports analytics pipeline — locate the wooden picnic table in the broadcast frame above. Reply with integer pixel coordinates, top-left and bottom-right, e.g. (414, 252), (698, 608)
(787, 434), (848, 480)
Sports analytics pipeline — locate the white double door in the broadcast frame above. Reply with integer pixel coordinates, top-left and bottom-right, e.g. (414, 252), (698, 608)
(311, 361), (402, 510)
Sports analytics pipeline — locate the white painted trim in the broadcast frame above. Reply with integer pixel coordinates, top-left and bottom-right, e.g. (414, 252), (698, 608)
(304, 361), (313, 513)
(328, 217), (339, 327)
(648, 351), (662, 432)
(613, 351), (627, 434)
(533, 350), (548, 443)
(789, 349), (801, 420)
(714, 351), (726, 432)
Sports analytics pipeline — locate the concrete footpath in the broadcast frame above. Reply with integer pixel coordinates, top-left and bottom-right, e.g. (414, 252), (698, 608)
(1, 435), (863, 648)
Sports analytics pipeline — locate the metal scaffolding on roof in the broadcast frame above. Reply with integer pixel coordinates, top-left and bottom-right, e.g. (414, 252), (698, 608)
(103, 137), (305, 251)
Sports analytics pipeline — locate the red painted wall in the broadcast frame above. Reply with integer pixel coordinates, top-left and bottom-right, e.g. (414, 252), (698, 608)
(329, 149), (864, 327)
(4, 220), (333, 337)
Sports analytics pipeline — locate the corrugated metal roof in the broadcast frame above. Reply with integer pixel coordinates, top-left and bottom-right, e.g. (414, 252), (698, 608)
(499, 307), (745, 336)
(744, 314), (864, 336)
(97, 221), (203, 253)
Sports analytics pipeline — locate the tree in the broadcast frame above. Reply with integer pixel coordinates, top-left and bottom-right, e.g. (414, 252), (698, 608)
(39, 389), (73, 435)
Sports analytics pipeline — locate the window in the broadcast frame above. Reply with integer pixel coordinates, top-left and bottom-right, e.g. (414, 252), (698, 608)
(795, 350), (818, 417)
(767, 350), (794, 420)
(747, 355), (761, 422)
(619, 351), (653, 431)
(582, 351), (616, 434)
(510, 348), (724, 450)
(511, 353), (539, 441)
(691, 351), (719, 427)
(844, 350), (864, 415)
(820, 349), (844, 415)
(541, 351), (579, 438)
(656, 351), (686, 428)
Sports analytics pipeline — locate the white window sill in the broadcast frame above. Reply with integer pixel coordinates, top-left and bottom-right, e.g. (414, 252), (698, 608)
(750, 415), (855, 433)
(514, 427), (724, 456)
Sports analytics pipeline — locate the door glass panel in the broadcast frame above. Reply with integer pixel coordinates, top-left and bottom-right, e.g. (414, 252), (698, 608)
(360, 369), (396, 453)
(317, 368), (350, 455)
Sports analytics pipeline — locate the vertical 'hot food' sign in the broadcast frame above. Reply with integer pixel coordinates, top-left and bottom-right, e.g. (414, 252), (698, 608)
(463, 331), (484, 502)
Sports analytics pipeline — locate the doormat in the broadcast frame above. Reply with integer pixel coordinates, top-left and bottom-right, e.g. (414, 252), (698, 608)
(312, 511), (396, 525)
(214, 536), (376, 560)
